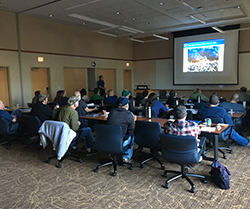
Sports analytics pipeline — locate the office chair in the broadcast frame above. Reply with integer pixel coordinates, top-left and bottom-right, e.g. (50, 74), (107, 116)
(134, 121), (165, 170)
(0, 118), (13, 149)
(93, 124), (134, 176)
(39, 120), (83, 168)
(23, 115), (41, 140)
(159, 133), (207, 193)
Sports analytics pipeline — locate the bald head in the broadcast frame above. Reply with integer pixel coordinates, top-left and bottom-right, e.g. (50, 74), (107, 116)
(230, 93), (239, 103)
(74, 91), (81, 100)
(0, 100), (4, 110)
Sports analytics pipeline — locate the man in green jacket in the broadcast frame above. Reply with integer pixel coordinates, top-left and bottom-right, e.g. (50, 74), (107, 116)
(53, 96), (96, 156)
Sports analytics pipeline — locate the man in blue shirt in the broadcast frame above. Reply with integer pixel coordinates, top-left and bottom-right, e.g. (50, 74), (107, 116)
(0, 100), (20, 133)
(197, 94), (249, 146)
(219, 93), (246, 130)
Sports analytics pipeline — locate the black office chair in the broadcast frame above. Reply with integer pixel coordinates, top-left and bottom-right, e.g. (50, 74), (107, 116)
(0, 118), (13, 149)
(23, 115), (41, 140)
(93, 124), (134, 176)
(159, 134), (207, 193)
(39, 120), (83, 168)
(199, 116), (233, 159)
(135, 121), (165, 170)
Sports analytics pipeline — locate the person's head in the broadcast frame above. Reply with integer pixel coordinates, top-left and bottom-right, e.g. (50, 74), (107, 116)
(209, 94), (220, 106)
(99, 75), (103, 80)
(93, 88), (100, 95)
(55, 90), (64, 101)
(38, 94), (48, 104)
(34, 90), (41, 97)
(0, 100), (4, 110)
(80, 89), (87, 96)
(230, 93), (239, 103)
(107, 89), (114, 96)
(117, 96), (129, 110)
(174, 105), (187, 120)
(194, 88), (202, 94)
(142, 90), (149, 98)
(68, 96), (80, 109)
(169, 90), (176, 97)
(74, 91), (81, 100)
(240, 86), (247, 92)
(122, 89), (131, 98)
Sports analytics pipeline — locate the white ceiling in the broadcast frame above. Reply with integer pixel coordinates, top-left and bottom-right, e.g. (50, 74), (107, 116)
(1, 0), (250, 42)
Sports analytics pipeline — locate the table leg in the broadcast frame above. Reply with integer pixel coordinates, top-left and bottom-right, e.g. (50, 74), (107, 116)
(213, 134), (218, 161)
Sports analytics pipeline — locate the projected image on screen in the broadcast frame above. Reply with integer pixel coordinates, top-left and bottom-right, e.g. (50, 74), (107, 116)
(183, 39), (224, 73)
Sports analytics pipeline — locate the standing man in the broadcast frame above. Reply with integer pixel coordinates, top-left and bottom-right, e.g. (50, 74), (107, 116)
(106, 96), (135, 162)
(197, 94), (249, 146)
(97, 75), (105, 97)
(30, 94), (53, 123)
(53, 96), (97, 156)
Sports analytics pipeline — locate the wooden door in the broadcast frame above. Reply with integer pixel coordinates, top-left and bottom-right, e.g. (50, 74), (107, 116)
(97, 69), (115, 94)
(123, 70), (131, 92)
(0, 67), (10, 106)
(64, 68), (86, 97)
(31, 68), (49, 99)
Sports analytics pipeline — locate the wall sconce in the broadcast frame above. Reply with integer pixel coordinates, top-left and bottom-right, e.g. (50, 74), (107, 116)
(37, 57), (44, 62)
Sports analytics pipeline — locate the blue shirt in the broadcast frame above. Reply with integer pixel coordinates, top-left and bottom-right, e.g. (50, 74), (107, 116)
(104, 96), (118, 104)
(0, 110), (14, 124)
(197, 105), (233, 126)
(219, 102), (246, 113)
(152, 100), (168, 118)
(97, 80), (105, 88)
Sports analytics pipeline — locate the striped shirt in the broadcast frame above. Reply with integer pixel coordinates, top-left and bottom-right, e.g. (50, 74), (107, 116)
(164, 119), (200, 138)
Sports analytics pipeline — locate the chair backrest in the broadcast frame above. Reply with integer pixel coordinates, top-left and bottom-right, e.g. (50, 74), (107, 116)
(0, 118), (10, 135)
(23, 115), (41, 138)
(94, 124), (125, 154)
(159, 133), (200, 165)
(135, 121), (162, 150)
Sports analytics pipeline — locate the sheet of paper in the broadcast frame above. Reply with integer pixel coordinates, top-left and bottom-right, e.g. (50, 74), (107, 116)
(200, 126), (216, 132)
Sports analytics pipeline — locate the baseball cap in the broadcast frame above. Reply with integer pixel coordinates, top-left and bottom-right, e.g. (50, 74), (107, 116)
(117, 96), (129, 106)
(122, 89), (130, 97)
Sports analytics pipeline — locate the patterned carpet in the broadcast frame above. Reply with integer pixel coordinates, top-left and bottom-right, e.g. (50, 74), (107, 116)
(1, 134), (250, 209)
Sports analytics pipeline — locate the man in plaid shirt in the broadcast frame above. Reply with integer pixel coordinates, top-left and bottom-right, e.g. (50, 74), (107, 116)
(164, 105), (200, 138)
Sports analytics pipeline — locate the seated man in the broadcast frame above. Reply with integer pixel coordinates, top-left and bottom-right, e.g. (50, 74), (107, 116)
(53, 96), (97, 156)
(219, 93), (246, 130)
(239, 86), (250, 102)
(90, 88), (103, 102)
(106, 96), (135, 162)
(0, 100), (21, 133)
(164, 105), (200, 139)
(163, 105), (203, 160)
(30, 94), (53, 123)
(197, 94), (249, 146)
(104, 89), (118, 105)
(122, 89), (136, 114)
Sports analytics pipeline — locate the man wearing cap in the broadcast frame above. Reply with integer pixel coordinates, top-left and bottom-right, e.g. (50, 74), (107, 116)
(53, 96), (96, 156)
(107, 96), (135, 162)
(30, 94), (53, 123)
(197, 94), (249, 146)
(122, 89), (136, 114)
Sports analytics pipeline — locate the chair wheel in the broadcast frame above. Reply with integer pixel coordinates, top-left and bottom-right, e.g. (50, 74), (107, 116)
(203, 179), (207, 184)
(129, 165), (134, 170)
(191, 186), (195, 193)
(140, 163), (144, 168)
(161, 165), (165, 170)
(230, 151), (233, 154)
(164, 183), (169, 189)
(93, 168), (99, 172)
(79, 158), (83, 163)
(223, 155), (227, 159)
(57, 163), (62, 168)
(46, 160), (50, 164)
(163, 171), (167, 177)
(111, 172), (117, 176)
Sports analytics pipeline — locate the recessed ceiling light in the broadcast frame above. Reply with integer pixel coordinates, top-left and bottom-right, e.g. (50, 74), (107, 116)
(132, 17), (136, 21)
(160, 2), (165, 5)
(48, 14), (54, 17)
(145, 22), (150, 24)
(82, 22), (86, 25)
(116, 11), (121, 15)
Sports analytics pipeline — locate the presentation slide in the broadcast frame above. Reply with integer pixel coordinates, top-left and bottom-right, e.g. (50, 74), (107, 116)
(174, 31), (239, 85)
